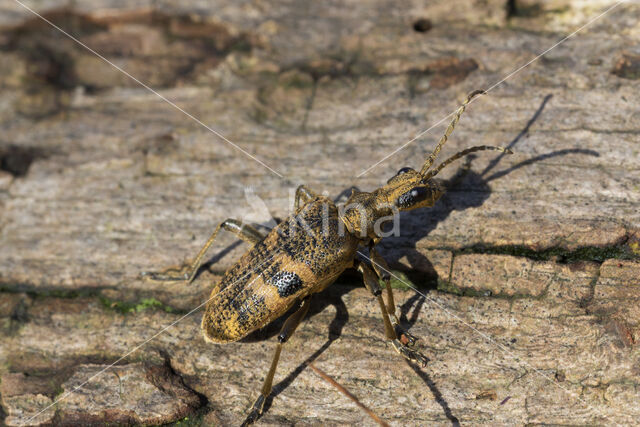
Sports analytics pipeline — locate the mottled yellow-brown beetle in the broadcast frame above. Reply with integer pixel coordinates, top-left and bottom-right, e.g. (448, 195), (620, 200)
(144, 90), (511, 425)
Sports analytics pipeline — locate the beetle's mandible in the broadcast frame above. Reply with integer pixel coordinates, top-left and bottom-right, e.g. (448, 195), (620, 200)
(143, 89), (512, 425)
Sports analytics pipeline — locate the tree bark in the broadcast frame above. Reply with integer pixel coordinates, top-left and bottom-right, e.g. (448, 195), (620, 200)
(1, 1), (639, 425)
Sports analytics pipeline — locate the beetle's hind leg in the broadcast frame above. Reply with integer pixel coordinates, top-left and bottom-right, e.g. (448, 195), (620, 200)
(356, 260), (428, 367)
(242, 297), (312, 426)
(142, 218), (265, 284)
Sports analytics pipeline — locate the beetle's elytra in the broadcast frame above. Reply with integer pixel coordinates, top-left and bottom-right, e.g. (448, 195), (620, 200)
(144, 90), (512, 425)
(200, 198), (359, 343)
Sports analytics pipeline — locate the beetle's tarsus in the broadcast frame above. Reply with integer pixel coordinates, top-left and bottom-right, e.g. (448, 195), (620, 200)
(392, 339), (429, 367)
(397, 328), (419, 347)
(388, 312), (418, 347)
(241, 394), (266, 426)
(141, 263), (192, 282)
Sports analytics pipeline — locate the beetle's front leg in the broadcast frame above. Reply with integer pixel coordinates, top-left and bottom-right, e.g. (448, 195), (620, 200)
(142, 218), (264, 284)
(369, 247), (419, 347)
(294, 185), (318, 210)
(355, 260), (428, 367)
(242, 296), (312, 426)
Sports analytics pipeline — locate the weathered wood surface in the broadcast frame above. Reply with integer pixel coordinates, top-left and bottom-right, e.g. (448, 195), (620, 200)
(1, 0), (639, 425)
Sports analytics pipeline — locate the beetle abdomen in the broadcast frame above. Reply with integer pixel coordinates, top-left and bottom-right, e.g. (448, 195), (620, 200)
(201, 197), (359, 343)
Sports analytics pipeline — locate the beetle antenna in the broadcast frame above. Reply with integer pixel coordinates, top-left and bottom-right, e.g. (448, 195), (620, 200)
(423, 145), (513, 180)
(420, 89), (485, 176)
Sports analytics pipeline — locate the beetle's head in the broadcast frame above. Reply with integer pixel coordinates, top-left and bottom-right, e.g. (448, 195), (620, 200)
(378, 91), (514, 211)
(381, 167), (445, 212)
(340, 90), (512, 240)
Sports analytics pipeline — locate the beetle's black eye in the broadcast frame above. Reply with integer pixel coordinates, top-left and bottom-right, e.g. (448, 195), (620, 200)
(396, 187), (430, 208)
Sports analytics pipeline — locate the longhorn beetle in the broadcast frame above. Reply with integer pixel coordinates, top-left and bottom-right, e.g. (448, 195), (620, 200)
(143, 90), (512, 425)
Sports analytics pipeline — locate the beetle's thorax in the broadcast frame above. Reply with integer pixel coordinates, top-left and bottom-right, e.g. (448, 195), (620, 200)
(338, 189), (394, 240)
(338, 172), (445, 240)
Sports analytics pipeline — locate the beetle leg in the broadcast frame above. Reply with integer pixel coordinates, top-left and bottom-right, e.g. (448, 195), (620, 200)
(369, 247), (395, 317)
(142, 218), (265, 283)
(294, 185), (318, 210)
(242, 297), (312, 426)
(356, 260), (428, 366)
(369, 247), (418, 347)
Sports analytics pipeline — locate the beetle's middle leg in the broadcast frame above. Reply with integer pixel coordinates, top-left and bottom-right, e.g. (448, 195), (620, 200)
(242, 296), (312, 426)
(142, 218), (264, 283)
(356, 260), (428, 366)
(369, 247), (419, 346)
